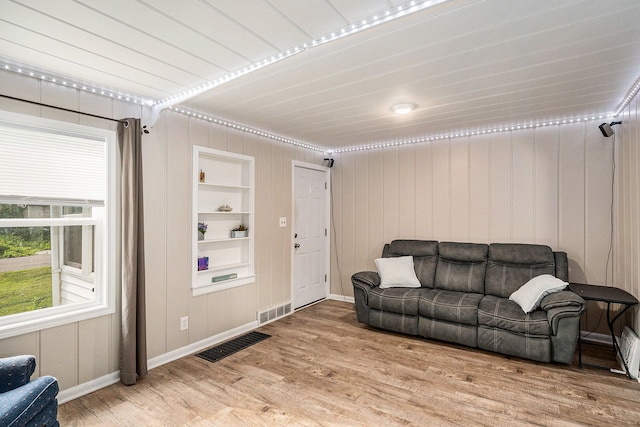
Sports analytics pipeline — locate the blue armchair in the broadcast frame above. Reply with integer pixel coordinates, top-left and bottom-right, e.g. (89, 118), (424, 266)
(0, 355), (59, 427)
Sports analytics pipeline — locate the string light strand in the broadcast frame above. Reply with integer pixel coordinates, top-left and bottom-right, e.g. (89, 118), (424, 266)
(167, 106), (326, 153)
(1, 62), (154, 106)
(333, 113), (614, 153)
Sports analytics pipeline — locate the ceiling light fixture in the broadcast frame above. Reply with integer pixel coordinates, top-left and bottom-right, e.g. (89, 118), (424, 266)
(392, 103), (416, 115)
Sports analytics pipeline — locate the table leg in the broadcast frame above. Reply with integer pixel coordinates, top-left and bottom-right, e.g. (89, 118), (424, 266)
(578, 312), (583, 368)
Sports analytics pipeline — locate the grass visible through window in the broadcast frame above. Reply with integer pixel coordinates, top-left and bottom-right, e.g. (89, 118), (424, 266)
(0, 267), (52, 317)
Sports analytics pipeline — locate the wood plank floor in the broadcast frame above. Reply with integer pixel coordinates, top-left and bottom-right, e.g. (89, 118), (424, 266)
(59, 300), (640, 426)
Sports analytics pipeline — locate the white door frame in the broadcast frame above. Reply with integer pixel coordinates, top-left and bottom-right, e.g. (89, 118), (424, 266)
(291, 161), (331, 310)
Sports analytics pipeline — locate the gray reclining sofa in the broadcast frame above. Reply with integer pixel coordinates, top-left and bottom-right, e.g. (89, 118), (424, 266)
(351, 240), (585, 364)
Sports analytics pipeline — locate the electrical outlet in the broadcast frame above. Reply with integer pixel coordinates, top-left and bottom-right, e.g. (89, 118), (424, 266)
(180, 316), (189, 331)
(279, 217), (287, 227)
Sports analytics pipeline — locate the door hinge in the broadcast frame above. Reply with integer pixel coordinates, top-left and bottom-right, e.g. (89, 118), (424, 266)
(325, 274), (327, 282)
(325, 182), (327, 189)
(325, 228), (327, 236)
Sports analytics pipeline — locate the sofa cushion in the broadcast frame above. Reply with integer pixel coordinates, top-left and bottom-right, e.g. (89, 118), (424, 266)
(478, 326), (551, 362)
(485, 243), (556, 298)
(369, 309), (418, 335)
(419, 317), (478, 347)
(375, 256), (421, 289)
(478, 295), (550, 335)
(509, 274), (568, 313)
(418, 289), (483, 325)
(368, 287), (423, 315)
(434, 242), (488, 293)
(384, 240), (439, 288)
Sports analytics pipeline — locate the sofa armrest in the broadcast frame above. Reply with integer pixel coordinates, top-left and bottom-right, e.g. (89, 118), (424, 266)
(540, 291), (585, 335)
(0, 355), (36, 393)
(351, 271), (380, 307)
(540, 290), (585, 311)
(351, 271), (380, 289)
(0, 375), (59, 426)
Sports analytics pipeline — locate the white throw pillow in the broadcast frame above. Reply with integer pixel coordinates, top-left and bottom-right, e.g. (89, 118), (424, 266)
(509, 274), (568, 313)
(375, 256), (422, 289)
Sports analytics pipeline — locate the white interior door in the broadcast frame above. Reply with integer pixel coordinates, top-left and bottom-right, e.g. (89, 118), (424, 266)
(293, 164), (329, 309)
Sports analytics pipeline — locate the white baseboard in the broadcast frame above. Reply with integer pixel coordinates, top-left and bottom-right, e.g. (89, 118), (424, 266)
(58, 371), (120, 404)
(58, 320), (259, 404)
(329, 293), (354, 304)
(147, 320), (258, 369)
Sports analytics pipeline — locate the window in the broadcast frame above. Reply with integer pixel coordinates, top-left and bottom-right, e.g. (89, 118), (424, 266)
(61, 206), (95, 272)
(0, 110), (116, 339)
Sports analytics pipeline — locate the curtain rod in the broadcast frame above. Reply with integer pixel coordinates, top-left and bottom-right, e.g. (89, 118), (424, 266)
(0, 94), (129, 124)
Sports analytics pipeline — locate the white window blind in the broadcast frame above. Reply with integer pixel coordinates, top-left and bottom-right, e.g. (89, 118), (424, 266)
(0, 122), (106, 205)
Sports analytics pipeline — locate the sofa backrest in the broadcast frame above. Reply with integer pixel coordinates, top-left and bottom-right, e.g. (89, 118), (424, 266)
(484, 243), (556, 298)
(383, 240), (438, 288)
(553, 251), (569, 282)
(381, 240), (568, 295)
(434, 242), (488, 293)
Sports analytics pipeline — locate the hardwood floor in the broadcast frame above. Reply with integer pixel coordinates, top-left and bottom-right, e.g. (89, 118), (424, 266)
(59, 300), (640, 426)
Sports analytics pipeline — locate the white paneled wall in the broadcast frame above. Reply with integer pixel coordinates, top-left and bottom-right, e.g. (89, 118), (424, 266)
(616, 92), (640, 333)
(331, 121), (617, 299)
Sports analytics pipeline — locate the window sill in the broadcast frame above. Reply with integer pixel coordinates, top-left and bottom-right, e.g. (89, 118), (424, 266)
(0, 302), (115, 340)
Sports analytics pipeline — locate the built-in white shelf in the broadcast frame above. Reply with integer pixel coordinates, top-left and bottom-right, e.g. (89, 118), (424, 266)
(198, 237), (251, 244)
(199, 183), (252, 190)
(197, 262), (251, 273)
(198, 211), (252, 215)
(192, 146), (255, 295)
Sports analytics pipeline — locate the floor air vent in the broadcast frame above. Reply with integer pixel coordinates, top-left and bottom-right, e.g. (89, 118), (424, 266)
(196, 331), (271, 363)
(257, 302), (291, 326)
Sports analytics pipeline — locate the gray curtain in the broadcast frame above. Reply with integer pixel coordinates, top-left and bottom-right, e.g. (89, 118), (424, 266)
(118, 118), (148, 385)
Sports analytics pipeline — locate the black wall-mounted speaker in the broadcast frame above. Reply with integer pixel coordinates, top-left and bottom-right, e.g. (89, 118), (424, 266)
(599, 121), (622, 138)
(599, 122), (614, 137)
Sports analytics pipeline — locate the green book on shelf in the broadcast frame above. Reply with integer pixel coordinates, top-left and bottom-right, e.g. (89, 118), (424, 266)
(212, 273), (238, 283)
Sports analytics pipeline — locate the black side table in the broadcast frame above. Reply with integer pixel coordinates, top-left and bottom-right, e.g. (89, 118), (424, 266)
(569, 282), (638, 378)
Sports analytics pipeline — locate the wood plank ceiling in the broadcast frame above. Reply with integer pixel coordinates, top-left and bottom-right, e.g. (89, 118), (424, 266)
(1, 0), (640, 149)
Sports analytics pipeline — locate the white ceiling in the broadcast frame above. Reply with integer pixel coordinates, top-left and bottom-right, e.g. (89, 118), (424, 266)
(2, 0), (640, 149)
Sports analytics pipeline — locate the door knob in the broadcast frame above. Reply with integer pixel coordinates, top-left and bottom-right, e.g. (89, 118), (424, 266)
(294, 243), (300, 249)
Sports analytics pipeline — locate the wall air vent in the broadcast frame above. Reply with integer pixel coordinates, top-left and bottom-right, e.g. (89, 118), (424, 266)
(257, 302), (292, 326)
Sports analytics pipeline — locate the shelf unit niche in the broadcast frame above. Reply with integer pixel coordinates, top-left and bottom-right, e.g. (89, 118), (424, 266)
(192, 146), (255, 295)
